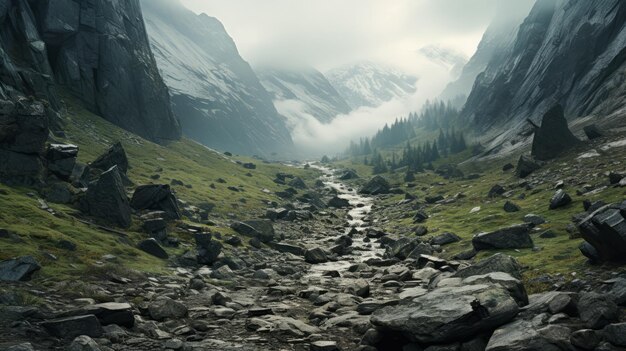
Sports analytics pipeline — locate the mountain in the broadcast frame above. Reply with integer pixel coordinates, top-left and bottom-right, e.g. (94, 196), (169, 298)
(418, 45), (468, 80)
(256, 66), (351, 124)
(326, 62), (418, 109)
(439, 2), (534, 105)
(461, 0), (626, 151)
(0, 0), (181, 143)
(141, 0), (293, 155)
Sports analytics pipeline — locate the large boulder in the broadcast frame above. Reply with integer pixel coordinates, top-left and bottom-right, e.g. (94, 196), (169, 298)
(41, 315), (103, 339)
(230, 220), (275, 243)
(46, 143), (78, 180)
(515, 155), (543, 178)
(90, 142), (129, 174)
(328, 196), (350, 208)
(0, 256), (41, 281)
(549, 190), (572, 210)
(137, 238), (168, 259)
(304, 248), (328, 264)
(130, 184), (181, 220)
(371, 284), (519, 344)
(0, 99), (48, 183)
(359, 176), (391, 195)
(472, 224), (533, 251)
(577, 202), (626, 262)
(486, 320), (571, 351)
(531, 105), (580, 161)
(83, 166), (132, 228)
(454, 254), (523, 280)
(148, 297), (188, 321)
(195, 233), (222, 265)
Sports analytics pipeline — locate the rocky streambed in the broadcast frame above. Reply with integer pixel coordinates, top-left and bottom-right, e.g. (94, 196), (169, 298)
(2, 165), (626, 351)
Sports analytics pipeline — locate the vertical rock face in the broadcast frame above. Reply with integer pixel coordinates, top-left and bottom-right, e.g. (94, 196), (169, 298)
(461, 0), (626, 148)
(140, 0), (293, 155)
(0, 0), (181, 145)
(37, 0), (181, 143)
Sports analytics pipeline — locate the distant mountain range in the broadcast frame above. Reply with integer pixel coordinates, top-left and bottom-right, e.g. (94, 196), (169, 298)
(326, 62), (418, 109)
(257, 66), (352, 124)
(141, 0), (293, 155)
(418, 45), (468, 80)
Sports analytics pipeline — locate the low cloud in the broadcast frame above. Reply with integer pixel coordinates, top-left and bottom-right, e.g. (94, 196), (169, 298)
(278, 56), (452, 158)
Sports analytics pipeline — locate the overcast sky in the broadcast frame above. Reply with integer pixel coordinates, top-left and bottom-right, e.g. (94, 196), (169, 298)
(179, 0), (534, 73)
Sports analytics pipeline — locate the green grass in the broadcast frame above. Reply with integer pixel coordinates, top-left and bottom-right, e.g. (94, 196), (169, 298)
(0, 94), (322, 282)
(331, 134), (626, 290)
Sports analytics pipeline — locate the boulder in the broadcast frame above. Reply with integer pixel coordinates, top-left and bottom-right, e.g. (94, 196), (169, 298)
(577, 292), (619, 329)
(81, 142), (129, 184)
(386, 238), (422, 260)
(515, 155), (542, 178)
(413, 210), (429, 223)
(83, 166), (131, 228)
(338, 170), (359, 180)
(603, 323), (626, 347)
(68, 335), (101, 351)
(549, 190), (572, 209)
(195, 234), (222, 265)
(523, 214), (546, 225)
(130, 184), (181, 220)
(486, 320), (571, 351)
(570, 329), (601, 350)
(41, 315), (103, 339)
(137, 238), (168, 259)
(371, 284), (519, 344)
(0, 256), (41, 281)
(304, 248), (328, 264)
(488, 184), (506, 198)
(288, 177), (306, 189)
(430, 232), (461, 246)
(359, 175), (391, 195)
(577, 203), (626, 262)
(148, 297), (188, 321)
(531, 105), (580, 161)
(230, 220), (275, 243)
(583, 124), (603, 140)
(462, 272), (528, 306)
(46, 143), (78, 180)
(454, 254), (523, 280)
(503, 201), (520, 213)
(472, 224), (533, 251)
(71, 302), (134, 328)
(328, 196), (350, 208)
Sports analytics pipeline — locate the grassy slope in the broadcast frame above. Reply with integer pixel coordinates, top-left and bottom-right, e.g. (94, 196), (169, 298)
(0, 95), (320, 281)
(335, 133), (626, 291)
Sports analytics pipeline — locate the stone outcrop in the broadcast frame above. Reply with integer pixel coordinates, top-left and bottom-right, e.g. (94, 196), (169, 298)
(530, 105), (580, 161)
(83, 166), (132, 228)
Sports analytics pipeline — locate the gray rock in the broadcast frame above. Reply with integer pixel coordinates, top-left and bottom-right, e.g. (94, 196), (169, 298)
(41, 314), (103, 339)
(68, 335), (101, 351)
(462, 272), (528, 306)
(230, 220), (275, 243)
(549, 190), (572, 210)
(516, 155), (542, 178)
(503, 201), (520, 213)
(310, 341), (340, 351)
(210, 265), (235, 280)
(46, 143), (78, 180)
(454, 254), (523, 280)
(431, 232), (461, 246)
(0, 256), (40, 281)
(523, 214), (546, 225)
(583, 124), (603, 140)
(486, 320), (571, 351)
(4, 343), (36, 351)
(578, 203), (626, 262)
(148, 297), (188, 321)
(609, 278), (626, 305)
(305, 248), (328, 264)
(138, 238), (168, 259)
(602, 323), (626, 347)
(472, 224), (533, 251)
(195, 234), (222, 265)
(531, 105), (580, 161)
(488, 184), (506, 198)
(130, 184), (181, 220)
(359, 175), (391, 195)
(328, 196), (350, 208)
(371, 284), (519, 344)
(577, 292), (619, 329)
(83, 166), (131, 228)
(570, 329), (601, 350)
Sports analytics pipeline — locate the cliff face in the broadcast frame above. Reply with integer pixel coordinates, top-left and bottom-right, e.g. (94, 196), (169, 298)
(0, 0), (181, 143)
(439, 3), (532, 105)
(141, 0), (293, 155)
(461, 0), (626, 140)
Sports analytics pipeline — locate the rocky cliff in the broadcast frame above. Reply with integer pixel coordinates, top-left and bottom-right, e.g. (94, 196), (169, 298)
(439, 2), (532, 105)
(141, 0), (293, 155)
(461, 0), (626, 149)
(0, 0), (181, 144)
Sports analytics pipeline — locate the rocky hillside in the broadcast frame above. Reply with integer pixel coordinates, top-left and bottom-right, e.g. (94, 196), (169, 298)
(439, 2), (532, 104)
(326, 62), (418, 109)
(141, 0), (293, 155)
(0, 0), (181, 143)
(257, 66), (352, 124)
(461, 0), (626, 151)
